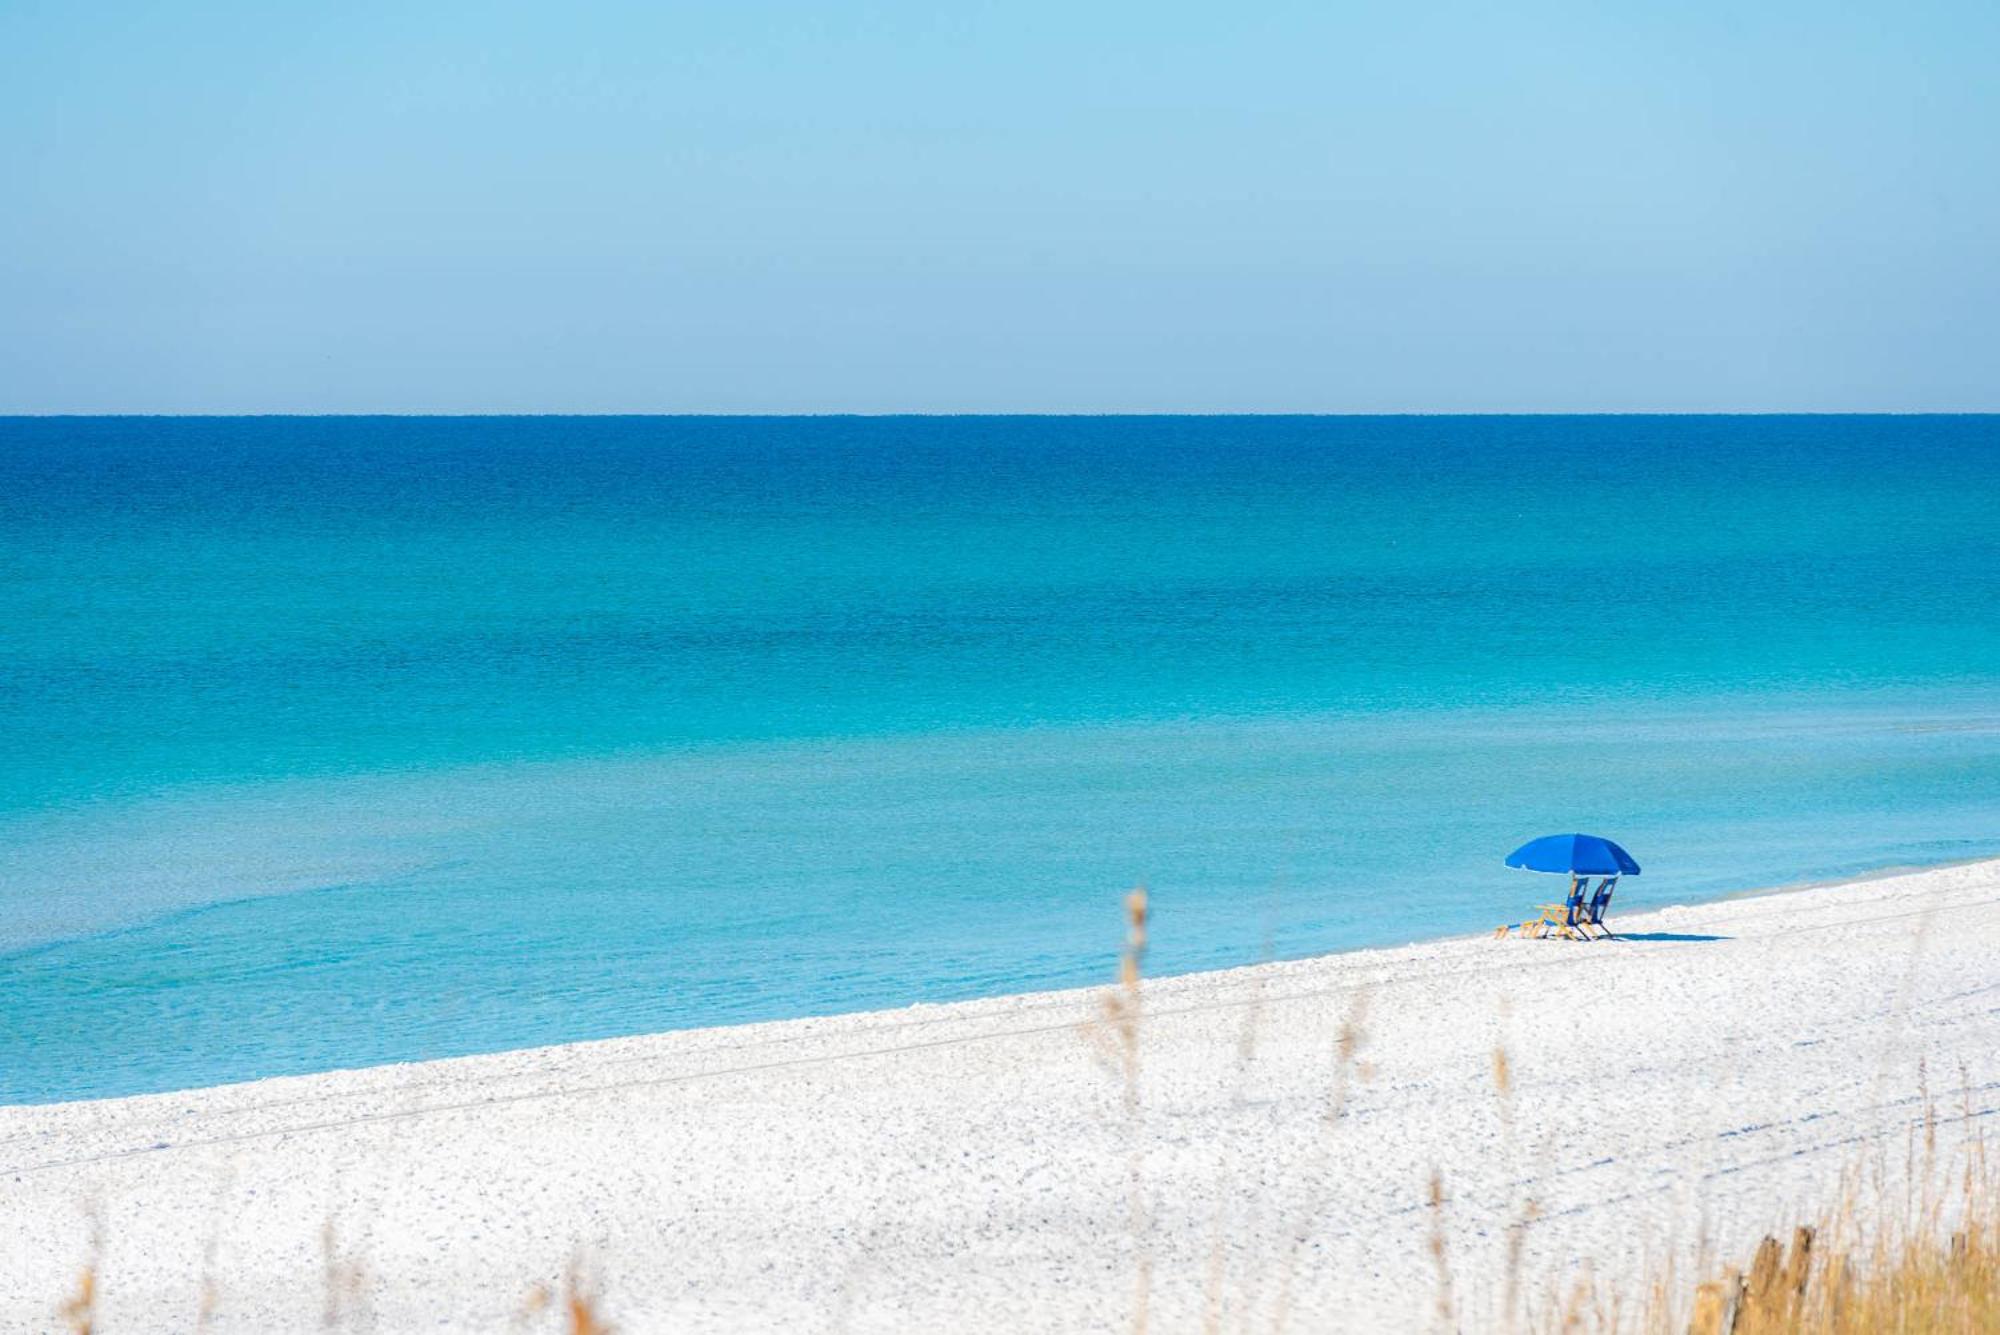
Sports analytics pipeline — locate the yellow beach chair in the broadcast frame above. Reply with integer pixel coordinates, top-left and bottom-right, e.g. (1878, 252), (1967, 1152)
(1496, 875), (1590, 940)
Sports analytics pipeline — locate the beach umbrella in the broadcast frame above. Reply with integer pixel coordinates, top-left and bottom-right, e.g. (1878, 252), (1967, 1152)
(1504, 833), (1641, 876)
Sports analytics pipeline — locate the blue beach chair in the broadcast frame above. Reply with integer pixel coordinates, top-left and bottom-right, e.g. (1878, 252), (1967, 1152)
(1579, 876), (1619, 939)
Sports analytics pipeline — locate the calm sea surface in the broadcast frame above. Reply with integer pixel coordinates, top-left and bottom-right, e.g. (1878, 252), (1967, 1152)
(3, 416), (1997, 1103)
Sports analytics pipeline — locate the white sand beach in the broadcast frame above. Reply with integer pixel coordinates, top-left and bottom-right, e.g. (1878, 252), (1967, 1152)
(4, 860), (1998, 1332)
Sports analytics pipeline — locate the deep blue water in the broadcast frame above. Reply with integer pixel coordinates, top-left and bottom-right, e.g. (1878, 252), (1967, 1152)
(3, 416), (1997, 1103)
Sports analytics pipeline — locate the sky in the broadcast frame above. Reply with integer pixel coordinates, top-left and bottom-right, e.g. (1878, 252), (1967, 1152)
(1, 1), (1996, 413)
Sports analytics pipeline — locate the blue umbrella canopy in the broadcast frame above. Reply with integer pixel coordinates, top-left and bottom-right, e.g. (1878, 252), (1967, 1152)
(1505, 833), (1641, 876)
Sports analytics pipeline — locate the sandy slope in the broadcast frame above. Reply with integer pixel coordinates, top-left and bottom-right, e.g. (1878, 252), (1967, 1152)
(4, 860), (1998, 1332)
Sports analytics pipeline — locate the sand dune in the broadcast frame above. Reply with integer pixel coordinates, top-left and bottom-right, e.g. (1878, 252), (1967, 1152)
(5, 860), (1998, 1332)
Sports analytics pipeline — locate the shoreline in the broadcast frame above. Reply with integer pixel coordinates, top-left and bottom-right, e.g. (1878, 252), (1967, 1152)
(5, 858), (1998, 1330)
(10, 676), (1995, 1105)
(6, 852), (1991, 1115)
(0, 852), (1989, 1119)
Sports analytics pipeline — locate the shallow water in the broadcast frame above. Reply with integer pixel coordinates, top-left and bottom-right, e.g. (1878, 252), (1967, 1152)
(3, 416), (1996, 1102)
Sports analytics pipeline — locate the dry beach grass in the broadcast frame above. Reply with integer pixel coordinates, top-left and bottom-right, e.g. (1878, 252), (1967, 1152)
(1555, 1122), (2000, 1334)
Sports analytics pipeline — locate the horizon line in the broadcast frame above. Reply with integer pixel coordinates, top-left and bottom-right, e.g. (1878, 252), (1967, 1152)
(5, 409), (1999, 420)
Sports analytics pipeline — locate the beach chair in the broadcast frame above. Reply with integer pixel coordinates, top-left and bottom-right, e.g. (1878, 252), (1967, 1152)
(1578, 876), (1619, 939)
(1510, 875), (1589, 940)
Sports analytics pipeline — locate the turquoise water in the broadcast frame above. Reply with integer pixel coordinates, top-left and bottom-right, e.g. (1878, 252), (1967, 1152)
(3, 416), (1997, 1103)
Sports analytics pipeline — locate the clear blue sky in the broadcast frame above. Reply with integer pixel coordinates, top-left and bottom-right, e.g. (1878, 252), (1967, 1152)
(3, 1), (1995, 412)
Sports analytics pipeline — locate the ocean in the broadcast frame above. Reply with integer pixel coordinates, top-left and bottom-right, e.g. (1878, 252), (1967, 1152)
(3, 415), (1997, 1104)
